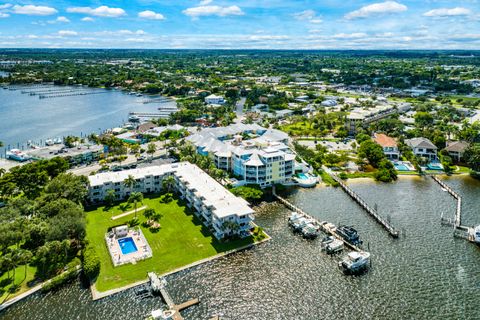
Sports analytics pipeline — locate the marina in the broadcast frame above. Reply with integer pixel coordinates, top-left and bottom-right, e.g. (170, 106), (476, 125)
(0, 176), (479, 319)
(0, 85), (176, 155)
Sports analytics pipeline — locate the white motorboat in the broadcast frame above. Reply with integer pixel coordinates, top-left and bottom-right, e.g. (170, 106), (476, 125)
(288, 212), (303, 226)
(474, 225), (480, 244)
(339, 251), (370, 274)
(321, 236), (344, 254)
(147, 308), (176, 320)
(301, 223), (319, 239)
(45, 139), (54, 146)
(6, 149), (31, 162)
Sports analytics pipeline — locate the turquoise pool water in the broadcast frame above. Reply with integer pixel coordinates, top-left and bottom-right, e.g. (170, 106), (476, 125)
(118, 237), (138, 255)
(394, 163), (410, 171)
(297, 173), (309, 180)
(427, 163), (443, 170)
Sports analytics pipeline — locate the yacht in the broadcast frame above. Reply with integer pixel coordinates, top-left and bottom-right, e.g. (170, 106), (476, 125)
(53, 137), (63, 144)
(336, 225), (362, 246)
(474, 225), (480, 244)
(339, 251), (370, 274)
(45, 139), (54, 146)
(321, 236), (344, 254)
(6, 149), (31, 162)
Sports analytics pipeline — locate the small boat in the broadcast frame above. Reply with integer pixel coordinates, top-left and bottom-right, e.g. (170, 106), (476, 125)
(321, 236), (344, 254)
(291, 217), (312, 232)
(45, 139), (54, 146)
(53, 137), (63, 144)
(301, 223), (319, 239)
(6, 149), (31, 162)
(474, 225), (480, 244)
(288, 212), (303, 226)
(339, 251), (370, 274)
(336, 225), (362, 246)
(129, 115), (141, 123)
(146, 308), (176, 320)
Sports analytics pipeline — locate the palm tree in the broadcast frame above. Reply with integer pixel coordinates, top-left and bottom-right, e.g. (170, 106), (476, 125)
(147, 142), (157, 161)
(162, 175), (175, 193)
(124, 175), (137, 193)
(128, 192), (143, 219)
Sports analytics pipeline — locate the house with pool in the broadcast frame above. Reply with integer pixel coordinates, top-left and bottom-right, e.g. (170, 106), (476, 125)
(405, 137), (438, 161)
(373, 133), (400, 160)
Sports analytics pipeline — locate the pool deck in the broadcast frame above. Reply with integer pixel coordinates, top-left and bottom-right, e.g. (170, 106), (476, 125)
(90, 230), (271, 301)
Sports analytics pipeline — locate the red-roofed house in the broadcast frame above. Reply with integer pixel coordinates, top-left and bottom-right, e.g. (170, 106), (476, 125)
(374, 133), (400, 160)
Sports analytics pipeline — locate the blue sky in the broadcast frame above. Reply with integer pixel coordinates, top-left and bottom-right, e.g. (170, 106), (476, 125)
(0, 1), (479, 49)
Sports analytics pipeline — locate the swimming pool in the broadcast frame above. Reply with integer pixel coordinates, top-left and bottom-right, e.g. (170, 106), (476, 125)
(427, 163), (443, 170)
(118, 237), (138, 255)
(394, 163), (410, 171)
(297, 173), (309, 180)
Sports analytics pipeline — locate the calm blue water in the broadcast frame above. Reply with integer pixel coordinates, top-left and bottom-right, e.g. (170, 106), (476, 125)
(0, 85), (173, 155)
(118, 237), (138, 255)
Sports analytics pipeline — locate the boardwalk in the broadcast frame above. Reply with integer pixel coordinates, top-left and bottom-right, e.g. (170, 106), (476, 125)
(323, 167), (400, 238)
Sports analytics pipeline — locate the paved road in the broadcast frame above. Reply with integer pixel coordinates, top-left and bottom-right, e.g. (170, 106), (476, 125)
(235, 97), (246, 116)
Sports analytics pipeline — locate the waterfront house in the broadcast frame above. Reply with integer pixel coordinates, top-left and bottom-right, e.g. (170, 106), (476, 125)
(445, 141), (469, 162)
(405, 137), (438, 161)
(88, 162), (255, 240)
(205, 94), (225, 105)
(187, 123), (295, 187)
(373, 133), (400, 160)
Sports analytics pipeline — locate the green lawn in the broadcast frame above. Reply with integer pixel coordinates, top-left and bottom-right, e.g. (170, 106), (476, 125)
(86, 194), (264, 292)
(0, 265), (37, 302)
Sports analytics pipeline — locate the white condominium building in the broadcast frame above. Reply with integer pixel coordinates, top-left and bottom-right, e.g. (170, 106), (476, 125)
(88, 162), (255, 240)
(187, 124), (296, 187)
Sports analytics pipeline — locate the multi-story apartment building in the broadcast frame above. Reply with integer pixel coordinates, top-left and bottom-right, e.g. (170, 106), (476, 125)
(187, 124), (296, 187)
(88, 162), (255, 240)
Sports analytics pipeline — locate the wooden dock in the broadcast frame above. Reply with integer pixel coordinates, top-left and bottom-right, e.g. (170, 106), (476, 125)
(432, 176), (478, 244)
(323, 167), (400, 238)
(148, 272), (199, 320)
(272, 188), (362, 252)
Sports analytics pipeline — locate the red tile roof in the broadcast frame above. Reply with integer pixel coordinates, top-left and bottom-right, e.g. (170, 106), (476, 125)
(374, 133), (397, 148)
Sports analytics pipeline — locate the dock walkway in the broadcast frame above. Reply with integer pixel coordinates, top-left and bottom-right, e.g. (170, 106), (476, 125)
(148, 272), (200, 320)
(323, 167), (400, 238)
(272, 188), (362, 252)
(431, 176), (476, 243)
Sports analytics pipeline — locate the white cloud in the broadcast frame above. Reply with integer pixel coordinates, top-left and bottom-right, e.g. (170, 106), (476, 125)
(249, 35), (290, 41)
(345, 1), (407, 20)
(13, 4), (57, 16)
(183, 5), (244, 18)
(199, 0), (213, 5)
(0, 4), (12, 10)
(53, 16), (70, 23)
(138, 10), (165, 20)
(293, 10), (322, 24)
(67, 6), (126, 18)
(423, 7), (471, 17)
(81, 17), (94, 22)
(0, 12), (9, 18)
(333, 33), (368, 39)
(58, 30), (78, 36)
(294, 10), (316, 20)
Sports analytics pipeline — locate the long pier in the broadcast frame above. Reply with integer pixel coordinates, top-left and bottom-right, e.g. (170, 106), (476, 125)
(39, 91), (108, 99)
(148, 272), (199, 320)
(272, 187), (362, 252)
(129, 111), (177, 119)
(323, 167), (400, 238)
